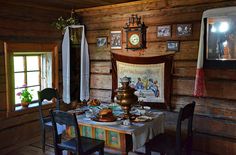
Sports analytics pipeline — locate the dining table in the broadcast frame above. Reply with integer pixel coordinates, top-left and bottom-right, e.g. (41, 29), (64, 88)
(66, 104), (165, 155)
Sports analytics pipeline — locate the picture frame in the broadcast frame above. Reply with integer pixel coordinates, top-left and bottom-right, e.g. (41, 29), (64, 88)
(167, 41), (179, 51)
(111, 52), (174, 109)
(97, 36), (107, 48)
(110, 31), (122, 49)
(157, 25), (171, 37)
(117, 61), (165, 103)
(176, 24), (192, 36)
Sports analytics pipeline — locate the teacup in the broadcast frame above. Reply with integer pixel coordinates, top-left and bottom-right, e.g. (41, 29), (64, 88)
(137, 109), (146, 115)
(85, 111), (93, 118)
(123, 119), (131, 126)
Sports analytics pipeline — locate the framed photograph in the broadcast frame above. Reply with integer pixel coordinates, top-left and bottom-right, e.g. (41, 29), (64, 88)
(167, 41), (179, 51)
(157, 25), (171, 37)
(110, 31), (122, 49)
(176, 24), (192, 36)
(97, 37), (107, 48)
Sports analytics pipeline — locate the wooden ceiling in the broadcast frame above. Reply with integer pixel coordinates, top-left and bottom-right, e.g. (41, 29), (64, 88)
(3, 0), (140, 11)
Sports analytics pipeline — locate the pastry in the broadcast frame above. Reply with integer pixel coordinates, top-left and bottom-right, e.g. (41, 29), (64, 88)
(88, 99), (101, 106)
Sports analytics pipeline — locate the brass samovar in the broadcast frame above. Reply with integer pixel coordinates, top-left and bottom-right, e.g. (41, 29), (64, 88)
(115, 77), (138, 119)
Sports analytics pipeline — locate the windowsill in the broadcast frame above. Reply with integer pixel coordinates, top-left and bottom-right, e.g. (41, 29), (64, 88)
(15, 102), (40, 111)
(6, 102), (55, 118)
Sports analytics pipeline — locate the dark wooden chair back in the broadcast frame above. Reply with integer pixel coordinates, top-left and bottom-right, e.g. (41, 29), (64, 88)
(37, 88), (60, 152)
(38, 88), (60, 121)
(176, 101), (196, 154)
(50, 110), (105, 155)
(50, 110), (83, 154)
(145, 101), (196, 155)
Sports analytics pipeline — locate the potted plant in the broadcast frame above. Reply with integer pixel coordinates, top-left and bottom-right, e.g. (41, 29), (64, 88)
(16, 84), (33, 108)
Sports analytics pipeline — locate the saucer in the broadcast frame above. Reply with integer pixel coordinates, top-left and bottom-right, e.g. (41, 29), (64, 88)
(120, 122), (132, 128)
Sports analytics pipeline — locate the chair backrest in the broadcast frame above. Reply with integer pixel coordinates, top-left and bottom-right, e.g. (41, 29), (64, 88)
(176, 101), (196, 152)
(38, 88), (60, 122)
(50, 110), (83, 154)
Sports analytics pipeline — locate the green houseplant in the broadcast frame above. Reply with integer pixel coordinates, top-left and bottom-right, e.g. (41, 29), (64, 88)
(16, 84), (33, 107)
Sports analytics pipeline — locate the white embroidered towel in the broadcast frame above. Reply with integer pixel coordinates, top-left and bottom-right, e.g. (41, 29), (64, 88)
(62, 25), (89, 103)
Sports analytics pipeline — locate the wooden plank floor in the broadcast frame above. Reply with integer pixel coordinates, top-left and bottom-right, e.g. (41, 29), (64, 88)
(1, 135), (214, 155)
(2, 135), (147, 155)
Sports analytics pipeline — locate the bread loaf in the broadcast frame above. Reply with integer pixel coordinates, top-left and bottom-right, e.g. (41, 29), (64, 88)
(99, 108), (113, 117)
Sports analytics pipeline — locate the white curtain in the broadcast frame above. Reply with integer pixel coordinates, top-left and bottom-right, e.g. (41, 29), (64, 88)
(41, 52), (52, 89)
(62, 25), (90, 104)
(194, 6), (236, 97)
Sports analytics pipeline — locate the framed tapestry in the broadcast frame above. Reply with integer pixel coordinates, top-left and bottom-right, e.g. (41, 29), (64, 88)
(111, 53), (174, 109)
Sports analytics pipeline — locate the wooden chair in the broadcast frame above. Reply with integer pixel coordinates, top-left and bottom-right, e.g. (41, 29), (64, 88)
(50, 110), (105, 155)
(38, 88), (64, 152)
(145, 101), (196, 155)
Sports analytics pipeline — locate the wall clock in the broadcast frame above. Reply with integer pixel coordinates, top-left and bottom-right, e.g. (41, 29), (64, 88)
(124, 14), (147, 50)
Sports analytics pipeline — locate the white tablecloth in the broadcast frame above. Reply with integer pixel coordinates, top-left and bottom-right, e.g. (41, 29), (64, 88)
(75, 110), (164, 151)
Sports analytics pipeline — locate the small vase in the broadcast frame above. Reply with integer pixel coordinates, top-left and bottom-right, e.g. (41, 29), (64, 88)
(21, 101), (30, 108)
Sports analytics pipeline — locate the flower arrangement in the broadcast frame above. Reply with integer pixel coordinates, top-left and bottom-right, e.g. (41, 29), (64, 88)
(16, 84), (33, 103)
(52, 16), (79, 32)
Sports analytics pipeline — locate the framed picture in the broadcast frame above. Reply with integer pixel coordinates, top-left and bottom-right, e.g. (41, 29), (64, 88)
(157, 25), (171, 37)
(117, 61), (164, 103)
(97, 37), (107, 48)
(111, 53), (174, 109)
(176, 24), (192, 36)
(167, 41), (179, 51)
(110, 31), (122, 49)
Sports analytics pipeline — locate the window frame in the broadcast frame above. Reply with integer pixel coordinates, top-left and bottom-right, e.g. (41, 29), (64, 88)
(4, 42), (59, 116)
(14, 54), (41, 106)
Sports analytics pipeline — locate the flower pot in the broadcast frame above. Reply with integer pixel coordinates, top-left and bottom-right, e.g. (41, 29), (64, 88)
(21, 101), (30, 108)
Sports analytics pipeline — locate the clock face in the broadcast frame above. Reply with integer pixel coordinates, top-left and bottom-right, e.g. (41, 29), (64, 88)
(129, 34), (140, 46)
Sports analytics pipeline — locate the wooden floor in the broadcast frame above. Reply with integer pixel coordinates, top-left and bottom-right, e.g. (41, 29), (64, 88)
(1, 135), (214, 155)
(2, 135), (147, 155)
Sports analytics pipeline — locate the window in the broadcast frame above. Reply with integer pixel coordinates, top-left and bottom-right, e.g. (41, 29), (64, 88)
(203, 8), (236, 69)
(14, 55), (41, 106)
(13, 53), (53, 108)
(4, 42), (59, 114)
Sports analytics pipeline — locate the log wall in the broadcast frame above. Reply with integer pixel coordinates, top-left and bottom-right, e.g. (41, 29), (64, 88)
(76, 0), (236, 154)
(0, 0), (235, 153)
(0, 2), (68, 150)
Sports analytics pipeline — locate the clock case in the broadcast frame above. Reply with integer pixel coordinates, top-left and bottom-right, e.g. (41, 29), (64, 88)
(124, 15), (147, 50)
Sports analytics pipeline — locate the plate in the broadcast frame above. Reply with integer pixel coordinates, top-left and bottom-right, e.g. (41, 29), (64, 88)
(91, 120), (120, 125)
(143, 106), (151, 110)
(91, 115), (117, 122)
(68, 109), (85, 115)
(132, 115), (153, 122)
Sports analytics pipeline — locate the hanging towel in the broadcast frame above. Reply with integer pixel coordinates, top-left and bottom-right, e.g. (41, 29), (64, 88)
(62, 25), (90, 103)
(194, 7), (236, 97)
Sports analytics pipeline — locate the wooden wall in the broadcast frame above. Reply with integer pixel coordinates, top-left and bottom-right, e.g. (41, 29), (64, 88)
(0, 2), (68, 151)
(0, 0), (235, 154)
(76, 0), (236, 154)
